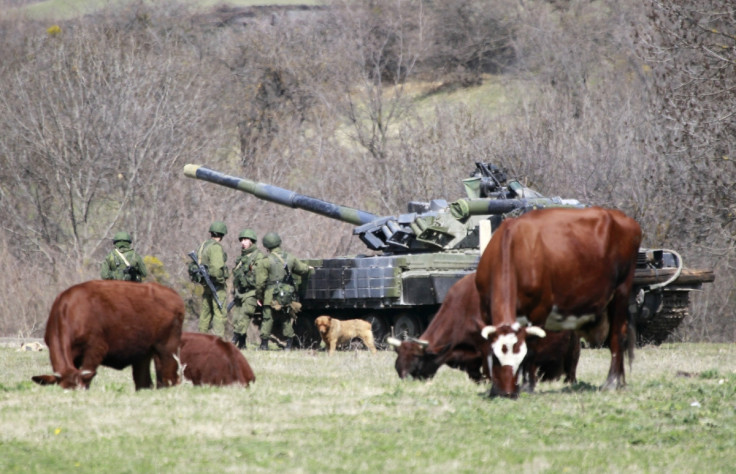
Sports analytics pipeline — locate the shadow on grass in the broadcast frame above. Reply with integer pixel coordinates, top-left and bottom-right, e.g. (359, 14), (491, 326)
(558, 380), (599, 394)
(475, 380), (600, 399)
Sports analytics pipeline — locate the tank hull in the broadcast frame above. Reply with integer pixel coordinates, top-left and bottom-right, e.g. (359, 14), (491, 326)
(293, 251), (715, 348)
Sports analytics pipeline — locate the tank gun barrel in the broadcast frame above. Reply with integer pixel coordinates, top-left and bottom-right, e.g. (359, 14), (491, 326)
(184, 164), (378, 226)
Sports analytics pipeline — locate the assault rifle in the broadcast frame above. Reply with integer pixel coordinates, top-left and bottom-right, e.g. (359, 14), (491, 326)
(123, 266), (141, 282)
(282, 261), (295, 287)
(187, 251), (223, 310)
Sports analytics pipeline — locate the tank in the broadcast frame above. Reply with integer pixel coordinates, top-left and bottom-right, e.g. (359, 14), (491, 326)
(183, 162), (715, 347)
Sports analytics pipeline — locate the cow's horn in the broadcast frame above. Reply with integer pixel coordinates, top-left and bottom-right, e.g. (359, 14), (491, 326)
(386, 337), (402, 348)
(409, 337), (429, 348)
(526, 326), (547, 338)
(481, 326), (497, 339)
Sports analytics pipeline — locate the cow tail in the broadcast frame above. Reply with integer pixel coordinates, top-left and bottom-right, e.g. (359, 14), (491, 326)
(626, 305), (636, 368)
(48, 295), (76, 374)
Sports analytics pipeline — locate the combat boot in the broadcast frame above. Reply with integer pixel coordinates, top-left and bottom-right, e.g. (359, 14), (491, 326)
(232, 333), (246, 350)
(259, 339), (270, 351)
(284, 337), (293, 351)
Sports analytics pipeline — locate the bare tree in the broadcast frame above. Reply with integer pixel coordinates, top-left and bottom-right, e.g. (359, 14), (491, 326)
(0, 6), (228, 277)
(637, 0), (735, 241)
(422, 0), (517, 86)
(635, 0), (736, 340)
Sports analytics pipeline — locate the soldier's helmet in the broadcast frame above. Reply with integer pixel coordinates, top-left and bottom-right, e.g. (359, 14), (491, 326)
(262, 232), (282, 249)
(113, 231), (132, 243)
(209, 221), (228, 237)
(238, 229), (258, 242)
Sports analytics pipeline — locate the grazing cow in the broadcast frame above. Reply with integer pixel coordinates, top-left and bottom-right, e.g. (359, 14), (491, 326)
(179, 332), (255, 386)
(476, 207), (641, 398)
(388, 273), (581, 388)
(32, 281), (184, 390)
(388, 274), (487, 382)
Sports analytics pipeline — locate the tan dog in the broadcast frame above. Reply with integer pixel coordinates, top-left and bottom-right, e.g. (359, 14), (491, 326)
(315, 315), (377, 356)
(19, 341), (45, 352)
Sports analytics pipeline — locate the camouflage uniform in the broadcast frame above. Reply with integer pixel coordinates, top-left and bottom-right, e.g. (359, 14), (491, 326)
(196, 222), (229, 338)
(101, 232), (148, 282)
(259, 232), (311, 350)
(231, 229), (268, 349)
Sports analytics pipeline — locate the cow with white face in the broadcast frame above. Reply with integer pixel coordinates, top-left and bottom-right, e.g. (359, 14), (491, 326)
(476, 207), (642, 398)
(389, 272), (581, 390)
(480, 322), (546, 397)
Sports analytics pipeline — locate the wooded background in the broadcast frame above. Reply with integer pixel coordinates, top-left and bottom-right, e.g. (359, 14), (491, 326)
(0, 0), (733, 340)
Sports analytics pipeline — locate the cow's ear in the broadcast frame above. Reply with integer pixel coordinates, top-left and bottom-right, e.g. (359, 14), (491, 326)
(32, 374), (61, 386)
(434, 343), (452, 357)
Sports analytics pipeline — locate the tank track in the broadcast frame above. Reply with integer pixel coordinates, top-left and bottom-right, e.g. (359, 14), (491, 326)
(635, 290), (690, 345)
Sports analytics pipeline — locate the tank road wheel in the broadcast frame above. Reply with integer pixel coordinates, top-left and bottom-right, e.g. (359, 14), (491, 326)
(364, 314), (390, 350)
(393, 313), (422, 340)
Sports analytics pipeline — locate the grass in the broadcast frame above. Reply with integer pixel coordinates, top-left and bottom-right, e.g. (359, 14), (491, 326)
(1, 343), (735, 472)
(411, 74), (524, 119)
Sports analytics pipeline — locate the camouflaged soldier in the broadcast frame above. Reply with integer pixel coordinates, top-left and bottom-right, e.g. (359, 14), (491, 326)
(259, 232), (312, 350)
(195, 221), (229, 338)
(230, 229), (268, 349)
(100, 231), (148, 282)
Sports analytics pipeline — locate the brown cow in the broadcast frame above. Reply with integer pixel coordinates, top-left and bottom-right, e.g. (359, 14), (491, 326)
(520, 329), (580, 392)
(476, 207), (641, 398)
(179, 332), (255, 386)
(388, 273), (581, 388)
(32, 281), (184, 390)
(388, 274), (487, 381)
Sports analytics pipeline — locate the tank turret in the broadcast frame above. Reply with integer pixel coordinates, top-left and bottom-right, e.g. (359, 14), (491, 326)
(184, 163), (582, 253)
(183, 162), (714, 346)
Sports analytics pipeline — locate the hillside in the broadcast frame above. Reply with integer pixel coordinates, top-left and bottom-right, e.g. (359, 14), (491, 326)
(0, 0), (733, 341)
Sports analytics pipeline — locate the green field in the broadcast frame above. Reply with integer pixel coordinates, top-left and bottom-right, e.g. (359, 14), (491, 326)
(1, 343), (735, 472)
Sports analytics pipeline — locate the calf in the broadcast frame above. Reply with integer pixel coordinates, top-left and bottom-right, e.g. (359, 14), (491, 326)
(32, 281), (184, 390)
(520, 329), (580, 392)
(476, 207), (641, 397)
(179, 332), (255, 386)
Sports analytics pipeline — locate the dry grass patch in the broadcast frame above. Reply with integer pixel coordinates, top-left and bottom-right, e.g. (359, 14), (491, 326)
(1, 344), (735, 472)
